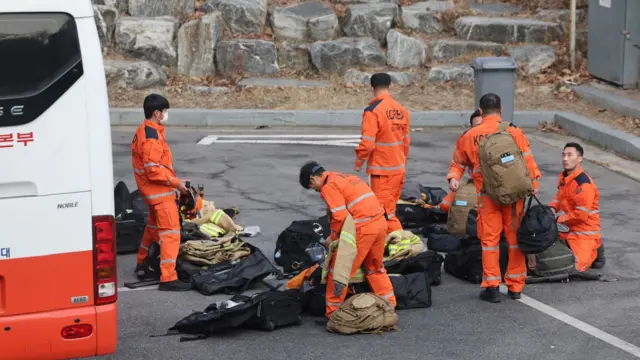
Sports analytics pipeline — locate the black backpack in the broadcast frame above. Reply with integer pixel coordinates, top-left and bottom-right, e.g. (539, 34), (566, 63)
(517, 195), (557, 255)
(114, 182), (150, 254)
(166, 289), (303, 342)
(274, 216), (329, 273)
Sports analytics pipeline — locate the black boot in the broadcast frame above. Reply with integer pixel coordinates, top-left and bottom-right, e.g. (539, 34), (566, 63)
(591, 244), (606, 269)
(508, 291), (522, 300)
(158, 279), (192, 292)
(479, 287), (501, 303)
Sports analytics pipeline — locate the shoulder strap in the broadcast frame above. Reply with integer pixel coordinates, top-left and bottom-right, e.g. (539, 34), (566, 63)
(498, 122), (510, 132)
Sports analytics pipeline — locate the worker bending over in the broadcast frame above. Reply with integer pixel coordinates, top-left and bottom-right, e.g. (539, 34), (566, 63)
(132, 94), (191, 292)
(447, 94), (542, 302)
(300, 161), (396, 319)
(354, 73), (410, 234)
(549, 142), (603, 271)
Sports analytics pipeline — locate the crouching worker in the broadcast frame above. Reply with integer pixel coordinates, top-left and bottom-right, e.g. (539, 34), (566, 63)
(549, 143), (605, 271)
(299, 161), (397, 321)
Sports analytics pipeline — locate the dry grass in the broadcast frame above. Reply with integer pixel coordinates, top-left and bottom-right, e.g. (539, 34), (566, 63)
(107, 69), (640, 137)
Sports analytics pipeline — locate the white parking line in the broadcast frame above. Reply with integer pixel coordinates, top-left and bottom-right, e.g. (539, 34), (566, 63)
(118, 286), (155, 293)
(197, 134), (362, 146)
(498, 285), (640, 358)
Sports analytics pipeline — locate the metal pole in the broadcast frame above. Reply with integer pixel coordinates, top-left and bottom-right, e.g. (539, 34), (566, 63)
(570, 0), (576, 71)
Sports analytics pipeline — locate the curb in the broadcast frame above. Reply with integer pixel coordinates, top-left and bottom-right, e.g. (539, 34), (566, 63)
(109, 108), (640, 161)
(573, 85), (640, 120)
(554, 112), (640, 161)
(110, 108), (556, 128)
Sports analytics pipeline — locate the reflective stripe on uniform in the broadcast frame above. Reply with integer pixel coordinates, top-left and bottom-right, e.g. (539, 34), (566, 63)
(367, 164), (405, 171)
(483, 276), (501, 281)
(381, 291), (395, 300)
(339, 232), (356, 247)
(160, 259), (176, 265)
(505, 272), (526, 279)
(509, 244), (519, 249)
(140, 244), (150, 251)
(550, 199), (559, 204)
(576, 206), (599, 214)
(210, 209), (224, 224)
(354, 214), (377, 223)
(145, 190), (178, 200)
(375, 140), (404, 147)
(331, 205), (346, 213)
(134, 168), (145, 174)
(146, 224), (158, 229)
(159, 229), (181, 237)
(569, 230), (600, 235)
(441, 200), (451, 205)
(387, 211), (395, 219)
(482, 246), (499, 251)
(366, 268), (386, 275)
(362, 135), (376, 142)
(327, 301), (343, 307)
(522, 151), (531, 157)
(347, 192), (375, 209)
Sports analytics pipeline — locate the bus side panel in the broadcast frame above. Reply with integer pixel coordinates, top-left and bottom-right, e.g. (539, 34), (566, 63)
(76, 16), (116, 218)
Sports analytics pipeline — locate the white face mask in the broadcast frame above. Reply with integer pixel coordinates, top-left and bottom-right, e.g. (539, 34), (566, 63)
(159, 111), (169, 125)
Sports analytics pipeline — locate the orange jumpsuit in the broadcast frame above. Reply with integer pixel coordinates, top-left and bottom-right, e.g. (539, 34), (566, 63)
(549, 165), (602, 271)
(447, 115), (541, 292)
(132, 120), (182, 283)
(320, 171), (397, 317)
(355, 93), (410, 234)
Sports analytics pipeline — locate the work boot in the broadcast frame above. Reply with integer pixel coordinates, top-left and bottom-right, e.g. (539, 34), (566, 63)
(508, 291), (522, 300)
(591, 244), (606, 269)
(479, 287), (501, 303)
(158, 279), (192, 292)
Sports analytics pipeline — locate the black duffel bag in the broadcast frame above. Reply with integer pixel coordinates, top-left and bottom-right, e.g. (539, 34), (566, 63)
(517, 195), (557, 255)
(274, 216), (329, 273)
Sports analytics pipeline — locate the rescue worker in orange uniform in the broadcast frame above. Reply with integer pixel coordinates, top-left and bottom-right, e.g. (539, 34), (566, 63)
(447, 94), (542, 302)
(354, 73), (410, 234)
(549, 142), (603, 271)
(436, 110), (483, 215)
(299, 161), (396, 320)
(132, 94), (191, 292)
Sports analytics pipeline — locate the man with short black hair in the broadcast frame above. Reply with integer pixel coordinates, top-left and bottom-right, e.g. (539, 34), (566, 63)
(447, 93), (542, 302)
(470, 109), (482, 127)
(299, 161), (396, 319)
(548, 142), (605, 271)
(132, 94), (191, 292)
(354, 73), (410, 235)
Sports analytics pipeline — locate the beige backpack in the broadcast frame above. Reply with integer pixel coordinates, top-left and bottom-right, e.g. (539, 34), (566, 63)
(327, 293), (399, 335)
(478, 122), (534, 205)
(447, 181), (477, 237)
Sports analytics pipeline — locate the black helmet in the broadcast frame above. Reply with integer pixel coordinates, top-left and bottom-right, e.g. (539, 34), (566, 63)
(299, 160), (324, 189)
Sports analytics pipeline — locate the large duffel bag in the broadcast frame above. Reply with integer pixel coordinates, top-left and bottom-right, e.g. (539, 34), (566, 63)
(192, 243), (280, 296)
(443, 236), (509, 284)
(274, 216), (330, 273)
(384, 250), (444, 286)
(388, 271), (432, 310)
(166, 289), (303, 342)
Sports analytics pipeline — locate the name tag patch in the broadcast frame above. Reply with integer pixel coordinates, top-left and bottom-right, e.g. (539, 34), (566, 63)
(454, 200), (468, 207)
(500, 154), (515, 164)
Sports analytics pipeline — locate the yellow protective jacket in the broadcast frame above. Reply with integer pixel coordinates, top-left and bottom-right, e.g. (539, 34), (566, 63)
(321, 215), (365, 285)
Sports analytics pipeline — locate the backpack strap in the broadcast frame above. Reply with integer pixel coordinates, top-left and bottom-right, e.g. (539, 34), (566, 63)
(498, 122), (510, 132)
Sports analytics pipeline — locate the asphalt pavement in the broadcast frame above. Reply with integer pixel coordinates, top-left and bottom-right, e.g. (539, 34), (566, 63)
(90, 127), (640, 360)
